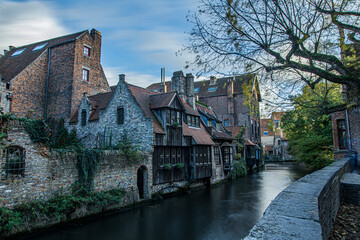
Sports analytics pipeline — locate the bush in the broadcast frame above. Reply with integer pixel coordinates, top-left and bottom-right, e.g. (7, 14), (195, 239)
(0, 188), (126, 236)
(228, 159), (247, 180)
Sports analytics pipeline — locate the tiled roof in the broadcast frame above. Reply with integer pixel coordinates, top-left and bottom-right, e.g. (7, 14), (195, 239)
(149, 92), (176, 109)
(0, 30), (87, 82)
(88, 90), (115, 121)
(183, 121), (214, 145)
(182, 99), (199, 116)
(195, 102), (233, 141)
(146, 74), (256, 98)
(127, 84), (165, 134)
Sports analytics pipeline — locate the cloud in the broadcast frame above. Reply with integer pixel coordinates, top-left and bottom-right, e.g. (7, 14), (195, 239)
(0, 1), (68, 51)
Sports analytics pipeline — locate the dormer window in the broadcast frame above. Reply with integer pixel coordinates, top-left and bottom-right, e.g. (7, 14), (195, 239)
(32, 43), (47, 51)
(194, 87), (199, 93)
(186, 114), (200, 128)
(207, 87), (217, 92)
(83, 46), (91, 57)
(11, 49), (25, 56)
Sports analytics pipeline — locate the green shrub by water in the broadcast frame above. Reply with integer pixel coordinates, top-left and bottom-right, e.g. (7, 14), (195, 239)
(0, 188), (125, 236)
(229, 158), (247, 180)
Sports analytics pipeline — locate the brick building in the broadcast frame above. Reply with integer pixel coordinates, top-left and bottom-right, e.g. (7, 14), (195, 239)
(331, 106), (360, 162)
(147, 73), (262, 167)
(0, 29), (110, 120)
(260, 112), (291, 161)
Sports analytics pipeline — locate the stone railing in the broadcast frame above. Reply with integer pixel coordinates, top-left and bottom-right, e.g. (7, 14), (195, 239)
(245, 158), (351, 240)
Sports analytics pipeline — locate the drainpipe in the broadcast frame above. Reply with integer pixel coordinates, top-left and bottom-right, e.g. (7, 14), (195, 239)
(44, 48), (51, 120)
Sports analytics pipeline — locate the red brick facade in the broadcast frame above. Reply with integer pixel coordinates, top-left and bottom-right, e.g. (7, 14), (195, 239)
(0, 29), (110, 120)
(332, 107), (360, 160)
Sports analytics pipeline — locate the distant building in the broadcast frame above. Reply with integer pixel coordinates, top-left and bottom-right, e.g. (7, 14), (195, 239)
(261, 112), (292, 161)
(147, 73), (262, 167)
(0, 29), (110, 120)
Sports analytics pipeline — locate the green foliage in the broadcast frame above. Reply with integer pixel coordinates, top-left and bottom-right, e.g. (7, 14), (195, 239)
(229, 158), (247, 180)
(163, 163), (172, 170)
(74, 149), (100, 195)
(0, 207), (22, 233)
(234, 125), (246, 152)
(22, 119), (50, 144)
(118, 134), (144, 164)
(49, 119), (78, 149)
(175, 163), (184, 169)
(0, 188), (125, 236)
(282, 83), (343, 170)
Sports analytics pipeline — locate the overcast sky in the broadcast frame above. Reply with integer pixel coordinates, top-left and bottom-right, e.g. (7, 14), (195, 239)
(0, 0), (202, 87)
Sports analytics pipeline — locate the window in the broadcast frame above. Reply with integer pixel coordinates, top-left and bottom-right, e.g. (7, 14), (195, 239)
(194, 87), (199, 93)
(214, 146), (220, 165)
(6, 83), (10, 90)
(117, 107), (124, 125)
(32, 43), (47, 51)
(337, 119), (347, 149)
(81, 110), (87, 126)
(263, 131), (268, 136)
(207, 87), (217, 92)
(82, 68), (90, 82)
(83, 46), (91, 57)
(223, 147), (230, 164)
(224, 119), (229, 127)
(11, 49), (25, 56)
(166, 109), (182, 126)
(3, 146), (25, 178)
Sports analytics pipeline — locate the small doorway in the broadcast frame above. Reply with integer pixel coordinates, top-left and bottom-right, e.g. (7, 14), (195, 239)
(137, 165), (148, 199)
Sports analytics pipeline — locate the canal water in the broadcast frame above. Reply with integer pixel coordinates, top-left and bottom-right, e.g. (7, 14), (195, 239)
(21, 163), (309, 240)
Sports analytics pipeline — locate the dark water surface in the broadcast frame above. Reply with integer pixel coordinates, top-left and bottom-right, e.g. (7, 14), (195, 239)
(21, 163), (309, 240)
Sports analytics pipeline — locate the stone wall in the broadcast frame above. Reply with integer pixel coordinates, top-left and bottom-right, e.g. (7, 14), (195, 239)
(0, 122), (151, 208)
(245, 158), (351, 240)
(70, 80), (153, 152)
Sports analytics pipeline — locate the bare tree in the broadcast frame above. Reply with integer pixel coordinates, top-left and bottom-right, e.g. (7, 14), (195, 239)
(186, 0), (360, 103)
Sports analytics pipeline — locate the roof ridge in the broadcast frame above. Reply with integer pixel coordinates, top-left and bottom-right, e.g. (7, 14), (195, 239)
(11, 30), (87, 50)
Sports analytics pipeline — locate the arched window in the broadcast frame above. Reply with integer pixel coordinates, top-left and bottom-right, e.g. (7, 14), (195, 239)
(3, 146), (26, 178)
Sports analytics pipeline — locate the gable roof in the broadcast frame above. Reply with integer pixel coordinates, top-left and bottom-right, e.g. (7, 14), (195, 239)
(195, 102), (234, 141)
(0, 30), (87, 82)
(149, 92), (177, 109)
(146, 73), (257, 98)
(127, 84), (165, 134)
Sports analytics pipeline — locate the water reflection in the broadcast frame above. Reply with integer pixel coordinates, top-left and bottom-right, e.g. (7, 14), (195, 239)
(21, 163), (309, 240)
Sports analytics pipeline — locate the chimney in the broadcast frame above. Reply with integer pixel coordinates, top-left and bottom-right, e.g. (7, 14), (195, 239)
(90, 28), (101, 40)
(90, 28), (102, 61)
(119, 74), (125, 82)
(227, 78), (234, 99)
(9, 46), (15, 51)
(210, 76), (216, 85)
(186, 73), (195, 109)
(4, 50), (8, 55)
(159, 68), (167, 93)
(83, 92), (88, 98)
(171, 71), (186, 98)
